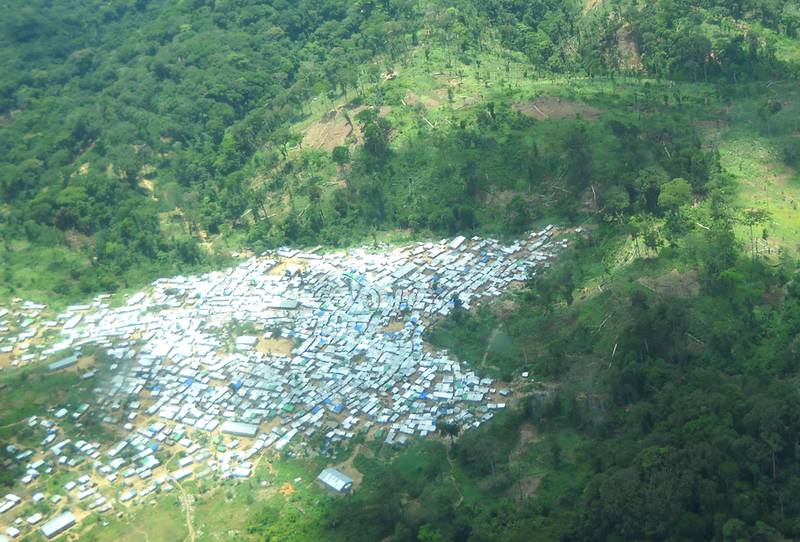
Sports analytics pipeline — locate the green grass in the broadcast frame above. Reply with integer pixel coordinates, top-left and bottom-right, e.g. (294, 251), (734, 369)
(697, 82), (800, 256)
(82, 495), (188, 542)
(753, 24), (800, 65)
(0, 368), (84, 427)
(88, 455), (332, 542)
(0, 241), (92, 311)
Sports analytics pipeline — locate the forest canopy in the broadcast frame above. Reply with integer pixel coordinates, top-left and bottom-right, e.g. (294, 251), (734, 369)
(1, 0), (797, 300)
(2, 1), (800, 542)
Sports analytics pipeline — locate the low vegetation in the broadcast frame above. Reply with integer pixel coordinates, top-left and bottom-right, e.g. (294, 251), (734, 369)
(1, 0), (799, 540)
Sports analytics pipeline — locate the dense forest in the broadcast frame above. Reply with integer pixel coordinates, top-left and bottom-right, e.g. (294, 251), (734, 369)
(310, 190), (800, 541)
(2, 0), (798, 299)
(3, 0), (800, 541)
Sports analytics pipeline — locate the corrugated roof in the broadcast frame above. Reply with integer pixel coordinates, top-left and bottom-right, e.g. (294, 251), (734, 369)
(40, 511), (76, 538)
(317, 467), (353, 492)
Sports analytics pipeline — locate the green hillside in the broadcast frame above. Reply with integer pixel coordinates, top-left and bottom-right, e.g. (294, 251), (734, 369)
(2, 0), (800, 540)
(2, 0), (797, 301)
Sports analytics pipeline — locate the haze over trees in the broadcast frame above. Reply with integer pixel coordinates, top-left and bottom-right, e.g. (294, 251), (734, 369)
(2, 0), (797, 299)
(2, 0), (800, 541)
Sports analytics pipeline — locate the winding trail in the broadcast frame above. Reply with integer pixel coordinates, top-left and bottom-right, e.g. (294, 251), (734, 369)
(480, 326), (503, 373)
(0, 419), (26, 430)
(176, 480), (196, 542)
(446, 451), (465, 508)
(133, 526), (152, 542)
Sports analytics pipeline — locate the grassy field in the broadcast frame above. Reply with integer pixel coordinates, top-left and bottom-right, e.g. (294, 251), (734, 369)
(69, 422), (586, 541)
(0, 367), (84, 428)
(76, 453), (333, 542)
(2, 22), (798, 542)
(708, 84), (800, 256)
(81, 495), (188, 542)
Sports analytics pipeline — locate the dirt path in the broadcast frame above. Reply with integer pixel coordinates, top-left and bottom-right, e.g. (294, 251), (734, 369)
(479, 326), (503, 373)
(0, 419), (27, 430)
(176, 481), (195, 542)
(133, 526), (152, 542)
(445, 452), (464, 508)
(332, 444), (365, 490)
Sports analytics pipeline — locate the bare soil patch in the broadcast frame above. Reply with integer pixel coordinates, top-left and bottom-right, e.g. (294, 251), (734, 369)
(139, 178), (156, 196)
(513, 96), (603, 121)
(380, 321), (406, 333)
(693, 119), (729, 131)
(0, 352), (13, 369)
(64, 229), (94, 250)
(479, 188), (534, 208)
(493, 299), (519, 319)
(69, 354), (96, 373)
(301, 105), (391, 152)
(333, 445), (365, 491)
(257, 337), (295, 356)
(615, 24), (643, 71)
(404, 91), (440, 109)
(266, 258), (308, 277)
(507, 474), (543, 500)
(583, 0), (602, 12)
(638, 269), (700, 299)
(510, 422), (541, 462)
(302, 110), (357, 152)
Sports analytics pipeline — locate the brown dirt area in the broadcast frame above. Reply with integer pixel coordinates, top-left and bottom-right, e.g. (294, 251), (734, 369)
(505, 423), (544, 499)
(278, 482), (295, 496)
(513, 96), (603, 121)
(64, 229), (94, 250)
(615, 24), (643, 71)
(693, 119), (729, 131)
(583, 0), (602, 12)
(332, 444), (365, 491)
(507, 474), (543, 500)
(301, 105), (391, 152)
(266, 258), (309, 277)
(302, 109), (356, 152)
(404, 91), (440, 109)
(0, 352), (14, 369)
(380, 321), (406, 333)
(492, 299), (520, 320)
(638, 269), (700, 299)
(479, 189), (528, 207)
(510, 422), (541, 462)
(257, 337), (295, 357)
(139, 178), (156, 196)
(64, 354), (96, 373)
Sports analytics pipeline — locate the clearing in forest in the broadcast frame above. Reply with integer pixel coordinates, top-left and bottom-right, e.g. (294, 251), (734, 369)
(513, 96), (603, 121)
(301, 105), (391, 151)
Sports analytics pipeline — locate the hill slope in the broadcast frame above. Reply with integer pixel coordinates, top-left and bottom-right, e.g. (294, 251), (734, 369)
(1, 0), (798, 302)
(1, 1), (800, 542)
